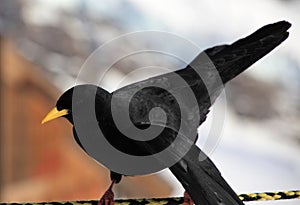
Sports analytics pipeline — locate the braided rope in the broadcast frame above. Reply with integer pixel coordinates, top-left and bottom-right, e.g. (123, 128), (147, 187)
(239, 190), (300, 201)
(1, 190), (299, 205)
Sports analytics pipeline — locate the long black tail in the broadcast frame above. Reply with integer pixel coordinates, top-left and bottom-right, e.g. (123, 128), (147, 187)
(169, 144), (244, 205)
(170, 21), (291, 205)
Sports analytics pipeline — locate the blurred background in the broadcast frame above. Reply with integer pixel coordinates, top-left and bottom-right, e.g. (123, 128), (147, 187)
(0, 0), (300, 204)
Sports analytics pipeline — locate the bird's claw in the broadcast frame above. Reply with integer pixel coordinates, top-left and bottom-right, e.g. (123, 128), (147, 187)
(98, 188), (114, 205)
(183, 191), (194, 205)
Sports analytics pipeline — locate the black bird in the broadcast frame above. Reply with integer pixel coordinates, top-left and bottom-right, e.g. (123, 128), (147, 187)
(42, 21), (290, 205)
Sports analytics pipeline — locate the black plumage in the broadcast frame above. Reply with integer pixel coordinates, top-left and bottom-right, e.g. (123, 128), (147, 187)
(43, 21), (291, 205)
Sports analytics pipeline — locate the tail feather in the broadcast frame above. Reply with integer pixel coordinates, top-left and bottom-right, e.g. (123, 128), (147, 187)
(169, 24), (291, 204)
(169, 145), (244, 205)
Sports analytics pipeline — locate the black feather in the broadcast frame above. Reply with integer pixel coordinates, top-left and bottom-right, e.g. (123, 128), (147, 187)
(55, 21), (291, 205)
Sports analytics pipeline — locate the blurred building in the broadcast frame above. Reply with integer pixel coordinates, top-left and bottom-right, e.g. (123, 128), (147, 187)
(0, 0), (172, 202)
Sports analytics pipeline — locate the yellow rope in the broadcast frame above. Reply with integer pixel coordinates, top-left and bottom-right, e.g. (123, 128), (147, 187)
(1, 190), (299, 205)
(238, 190), (300, 201)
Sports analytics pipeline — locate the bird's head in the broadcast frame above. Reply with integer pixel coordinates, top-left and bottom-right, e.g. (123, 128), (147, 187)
(42, 84), (105, 125)
(41, 86), (74, 124)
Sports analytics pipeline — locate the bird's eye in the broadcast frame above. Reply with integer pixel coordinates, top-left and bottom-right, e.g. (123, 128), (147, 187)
(56, 105), (64, 111)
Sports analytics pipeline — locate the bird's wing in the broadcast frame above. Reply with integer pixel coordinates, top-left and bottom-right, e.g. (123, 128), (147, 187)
(200, 20), (290, 84)
(111, 72), (199, 138)
(101, 21), (290, 204)
(170, 144), (244, 205)
(112, 21), (290, 130)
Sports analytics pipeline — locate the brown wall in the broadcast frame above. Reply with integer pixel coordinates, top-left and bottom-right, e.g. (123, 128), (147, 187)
(0, 39), (111, 202)
(0, 38), (172, 202)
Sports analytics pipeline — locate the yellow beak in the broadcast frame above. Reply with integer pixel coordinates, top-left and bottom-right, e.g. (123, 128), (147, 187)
(41, 107), (69, 124)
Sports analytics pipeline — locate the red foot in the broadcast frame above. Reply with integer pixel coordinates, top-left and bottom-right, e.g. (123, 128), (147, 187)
(98, 188), (114, 205)
(184, 191), (194, 205)
(98, 180), (116, 205)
